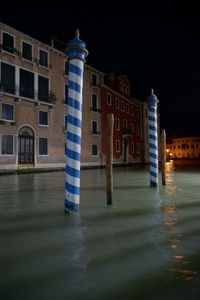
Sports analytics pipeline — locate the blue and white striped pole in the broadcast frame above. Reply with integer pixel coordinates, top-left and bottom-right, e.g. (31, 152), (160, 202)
(147, 89), (159, 187)
(65, 29), (88, 212)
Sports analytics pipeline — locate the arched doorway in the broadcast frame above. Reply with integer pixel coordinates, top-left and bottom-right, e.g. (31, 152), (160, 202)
(18, 126), (35, 165)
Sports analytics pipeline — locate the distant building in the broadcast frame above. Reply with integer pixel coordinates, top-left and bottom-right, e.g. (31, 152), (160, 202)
(101, 71), (141, 164)
(167, 137), (200, 159)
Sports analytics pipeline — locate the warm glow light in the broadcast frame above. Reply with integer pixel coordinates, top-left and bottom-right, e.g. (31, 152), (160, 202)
(166, 149), (169, 153)
(170, 153), (172, 156)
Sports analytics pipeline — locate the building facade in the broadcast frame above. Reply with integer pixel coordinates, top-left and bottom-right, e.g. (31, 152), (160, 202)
(102, 71), (141, 164)
(167, 137), (200, 159)
(0, 21), (104, 170)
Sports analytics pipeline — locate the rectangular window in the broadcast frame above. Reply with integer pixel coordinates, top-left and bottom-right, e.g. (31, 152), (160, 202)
(65, 84), (68, 105)
(2, 32), (15, 54)
(64, 116), (67, 131)
(64, 61), (68, 76)
(136, 143), (140, 153)
(126, 104), (129, 113)
(121, 101), (125, 111)
(22, 41), (32, 61)
(39, 138), (48, 155)
(115, 118), (120, 131)
(2, 135), (13, 155)
(123, 119), (127, 130)
(136, 126), (139, 136)
(39, 49), (48, 67)
(116, 140), (120, 152)
(91, 93), (97, 111)
(92, 144), (98, 156)
(1, 62), (15, 94)
(39, 111), (48, 126)
(92, 121), (98, 134)
(38, 75), (49, 101)
(107, 93), (111, 105)
(131, 142), (134, 153)
(130, 123), (134, 134)
(2, 103), (14, 121)
(20, 69), (34, 99)
(115, 98), (119, 109)
(91, 73), (97, 86)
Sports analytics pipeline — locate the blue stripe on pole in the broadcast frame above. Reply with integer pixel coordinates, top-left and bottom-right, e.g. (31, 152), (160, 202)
(66, 165), (80, 178)
(69, 63), (83, 77)
(149, 107), (156, 113)
(66, 148), (81, 161)
(65, 199), (79, 212)
(149, 134), (157, 141)
(67, 131), (81, 145)
(150, 152), (158, 159)
(68, 97), (82, 111)
(69, 80), (82, 93)
(66, 181), (80, 195)
(68, 114), (82, 128)
(150, 161), (158, 169)
(149, 143), (158, 150)
(149, 115), (156, 122)
(149, 125), (157, 132)
(150, 170), (157, 178)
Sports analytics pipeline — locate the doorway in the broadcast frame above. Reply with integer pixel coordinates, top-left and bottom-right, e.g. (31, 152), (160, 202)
(18, 126), (34, 165)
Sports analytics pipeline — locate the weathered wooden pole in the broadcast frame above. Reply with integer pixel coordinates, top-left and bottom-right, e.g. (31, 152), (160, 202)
(106, 114), (114, 205)
(161, 129), (166, 185)
(147, 89), (159, 187)
(65, 29), (88, 212)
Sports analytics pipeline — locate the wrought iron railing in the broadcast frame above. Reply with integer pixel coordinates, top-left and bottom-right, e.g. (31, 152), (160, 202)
(0, 82), (56, 104)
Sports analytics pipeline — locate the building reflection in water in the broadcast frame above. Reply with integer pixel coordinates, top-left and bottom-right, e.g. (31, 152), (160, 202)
(163, 160), (198, 285)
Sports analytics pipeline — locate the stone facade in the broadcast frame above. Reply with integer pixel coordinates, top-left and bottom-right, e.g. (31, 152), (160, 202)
(0, 22), (104, 170)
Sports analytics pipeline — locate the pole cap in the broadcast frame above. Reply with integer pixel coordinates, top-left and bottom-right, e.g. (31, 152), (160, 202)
(147, 88), (159, 107)
(66, 29), (89, 62)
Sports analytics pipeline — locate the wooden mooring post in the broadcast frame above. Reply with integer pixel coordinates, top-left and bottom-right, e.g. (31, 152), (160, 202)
(106, 114), (114, 205)
(161, 129), (166, 185)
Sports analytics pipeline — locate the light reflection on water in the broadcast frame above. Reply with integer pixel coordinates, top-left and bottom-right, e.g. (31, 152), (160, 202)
(0, 163), (200, 300)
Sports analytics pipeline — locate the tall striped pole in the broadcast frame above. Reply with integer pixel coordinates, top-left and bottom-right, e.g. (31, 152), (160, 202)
(147, 89), (159, 187)
(65, 29), (88, 212)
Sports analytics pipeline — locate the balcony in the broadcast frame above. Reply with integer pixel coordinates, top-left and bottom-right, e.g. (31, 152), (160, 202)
(123, 128), (134, 137)
(0, 83), (56, 104)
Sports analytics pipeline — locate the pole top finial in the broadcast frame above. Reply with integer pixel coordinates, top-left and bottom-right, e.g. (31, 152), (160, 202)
(74, 29), (80, 39)
(151, 88), (154, 95)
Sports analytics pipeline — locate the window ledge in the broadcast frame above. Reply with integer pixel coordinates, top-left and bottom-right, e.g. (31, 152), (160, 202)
(0, 119), (15, 124)
(1, 49), (17, 58)
(21, 57), (35, 65)
(38, 124), (49, 128)
(38, 64), (50, 71)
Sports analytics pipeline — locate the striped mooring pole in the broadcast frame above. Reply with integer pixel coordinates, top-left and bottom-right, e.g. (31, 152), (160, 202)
(65, 29), (88, 212)
(147, 89), (159, 187)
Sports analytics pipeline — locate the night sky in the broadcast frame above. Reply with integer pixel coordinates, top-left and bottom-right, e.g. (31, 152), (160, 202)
(1, 2), (200, 137)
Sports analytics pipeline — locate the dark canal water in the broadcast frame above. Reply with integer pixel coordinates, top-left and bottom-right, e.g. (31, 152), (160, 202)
(0, 160), (200, 300)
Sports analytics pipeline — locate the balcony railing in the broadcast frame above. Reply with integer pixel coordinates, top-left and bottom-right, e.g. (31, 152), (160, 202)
(0, 83), (56, 104)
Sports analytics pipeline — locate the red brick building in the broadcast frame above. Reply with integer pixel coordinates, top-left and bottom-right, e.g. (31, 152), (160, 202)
(102, 71), (141, 164)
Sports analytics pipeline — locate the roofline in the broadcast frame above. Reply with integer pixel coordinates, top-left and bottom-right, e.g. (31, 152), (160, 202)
(0, 21), (66, 57)
(103, 84), (141, 107)
(85, 64), (105, 76)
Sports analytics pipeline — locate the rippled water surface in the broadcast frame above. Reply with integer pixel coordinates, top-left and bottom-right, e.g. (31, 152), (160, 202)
(0, 161), (200, 300)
